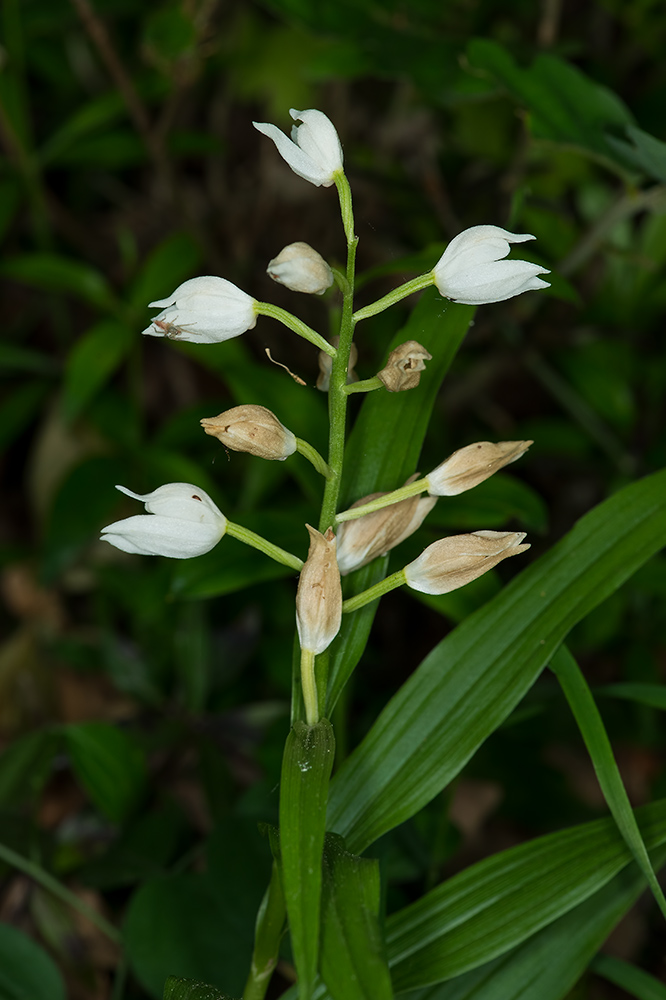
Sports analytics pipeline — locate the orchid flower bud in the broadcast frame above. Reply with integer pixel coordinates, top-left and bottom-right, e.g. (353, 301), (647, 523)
(200, 404), (297, 461)
(296, 526), (342, 655)
(253, 109), (343, 188)
(432, 226), (550, 305)
(336, 477), (437, 575)
(377, 340), (433, 392)
(317, 337), (358, 392)
(404, 531), (530, 595)
(267, 242), (334, 295)
(100, 484), (227, 559)
(142, 276), (258, 344)
(426, 440), (533, 496)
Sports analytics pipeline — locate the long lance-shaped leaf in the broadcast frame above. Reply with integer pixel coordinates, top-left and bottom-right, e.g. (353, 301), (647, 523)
(327, 468), (666, 853)
(282, 844), (666, 1000)
(590, 955), (666, 1000)
(319, 834), (393, 1000)
(327, 293), (474, 715)
(280, 720), (335, 1000)
(550, 644), (666, 920)
(386, 798), (666, 990)
(399, 844), (666, 1000)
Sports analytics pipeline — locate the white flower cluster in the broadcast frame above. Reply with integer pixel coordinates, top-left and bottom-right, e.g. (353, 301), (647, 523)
(101, 108), (541, 621)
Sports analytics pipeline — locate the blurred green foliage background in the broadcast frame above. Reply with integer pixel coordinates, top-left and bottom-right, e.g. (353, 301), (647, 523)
(1, 0), (666, 996)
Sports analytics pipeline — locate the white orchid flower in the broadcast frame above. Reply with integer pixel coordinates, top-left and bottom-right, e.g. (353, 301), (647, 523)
(432, 226), (550, 305)
(142, 276), (258, 344)
(253, 109), (343, 187)
(101, 483), (227, 559)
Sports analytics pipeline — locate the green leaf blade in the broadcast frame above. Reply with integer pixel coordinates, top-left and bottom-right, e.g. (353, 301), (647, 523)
(328, 468), (666, 853)
(66, 721), (147, 824)
(320, 834), (393, 1000)
(280, 719), (335, 1000)
(386, 800), (666, 990)
(551, 644), (666, 919)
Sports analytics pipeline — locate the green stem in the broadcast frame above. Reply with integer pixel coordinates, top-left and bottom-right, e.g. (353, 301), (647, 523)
(243, 862), (286, 1000)
(335, 478), (428, 522)
(319, 174), (358, 532)
(342, 569), (407, 613)
(295, 438), (332, 478)
(353, 272), (435, 324)
(301, 648), (319, 726)
(226, 521), (303, 571)
(0, 841), (121, 943)
(255, 302), (336, 357)
(343, 376), (383, 395)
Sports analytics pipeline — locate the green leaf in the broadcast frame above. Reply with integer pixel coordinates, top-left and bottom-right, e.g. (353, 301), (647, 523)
(39, 92), (127, 165)
(0, 343), (58, 375)
(591, 955), (666, 1000)
(0, 923), (66, 1000)
(280, 719), (335, 1000)
(0, 381), (50, 453)
(400, 845), (666, 1000)
(163, 977), (236, 1000)
(466, 40), (634, 172)
(607, 124), (666, 183)
(386, 799), (666, 990)
(550, 644), (666, 918)
(326, 293), (474, 713)
(62, 320), (133, 422)
(320, 834), (393, 1000)
(128, 233), (203, 310)
(65, 722), (147, 823)
(125, 819), (270, 999)
(327, 468), (666, 853)
(0, 253), (118, 310)
(44, 455), (129, 579)
(0, 727), (60, 806)
(599, 682), (666, 710)
(125, 876), (233, 999)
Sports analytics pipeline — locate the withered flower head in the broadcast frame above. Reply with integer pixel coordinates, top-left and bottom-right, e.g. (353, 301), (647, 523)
(427, 440), (533, 496)
(404, 530), (530, 595)
(336, 476), (436, 575)
(296, 526), (342, 654)
(200, 404), (297, 461)
(376, 340), (432, 392)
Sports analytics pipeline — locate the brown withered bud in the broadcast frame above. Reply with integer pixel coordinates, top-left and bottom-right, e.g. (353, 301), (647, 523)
(296, 526), (342, 654)
(200, 404), (297, 461)
(376, 340), (433, 392)
(336, 475), (437, 575)
(267, 242), (334, 295)
(426, 440), (533, 496)
(316, 337), (358, 392)
(404, 530), (530, 595)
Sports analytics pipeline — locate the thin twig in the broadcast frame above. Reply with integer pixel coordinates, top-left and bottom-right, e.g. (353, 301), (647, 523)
(559, 185), (666, 277)
(69, 0), (152, 139)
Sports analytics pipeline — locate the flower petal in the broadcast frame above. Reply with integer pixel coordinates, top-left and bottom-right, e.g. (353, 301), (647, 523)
(253, 121), (331, 186)
(101, 514), (223, 558)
